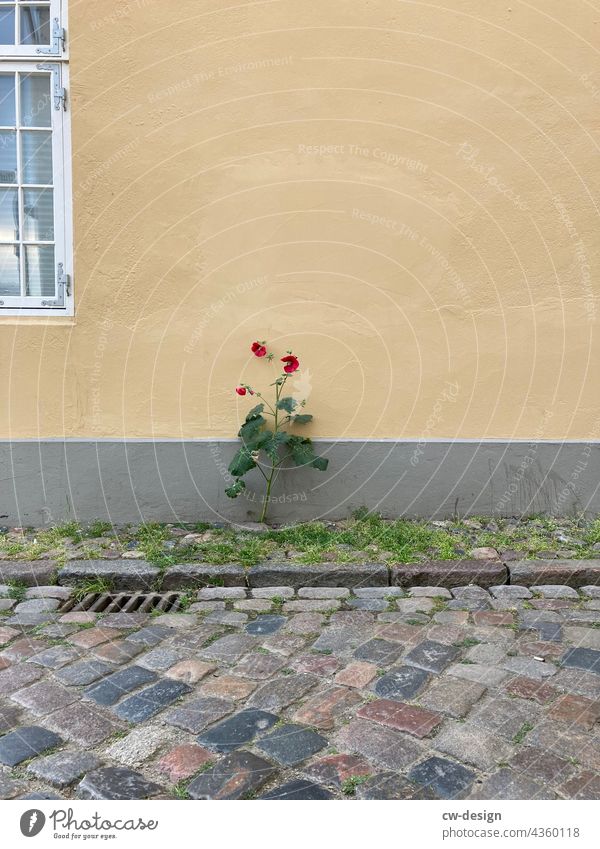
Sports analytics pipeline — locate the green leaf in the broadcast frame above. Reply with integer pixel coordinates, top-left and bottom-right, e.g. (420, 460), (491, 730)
(288, 435), (316, 467)
(225, 479), (246, 498)
(228, 447), (256, 477)
(287, 435), (328, 472)
(293, 414), (313, 424)
(239, 415), (266, 443)
(276, 396), (297, 413)
(245, 404), (264, 421)
(263, 430), (290, 461)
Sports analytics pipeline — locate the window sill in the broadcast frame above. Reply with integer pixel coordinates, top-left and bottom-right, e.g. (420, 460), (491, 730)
(0, 315), (75, 325)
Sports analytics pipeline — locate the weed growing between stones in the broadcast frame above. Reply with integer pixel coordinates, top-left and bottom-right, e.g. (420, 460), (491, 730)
(226, 340), (328, 522)
(2, 513), (600, 570)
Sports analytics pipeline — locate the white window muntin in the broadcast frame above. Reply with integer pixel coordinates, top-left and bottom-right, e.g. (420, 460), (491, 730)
(0, 61), (69, 311)
(0, 1), (64, 58)
(0, 0), (70, 315)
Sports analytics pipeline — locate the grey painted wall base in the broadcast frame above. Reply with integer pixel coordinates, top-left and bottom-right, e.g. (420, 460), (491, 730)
(0, 438), (599, 526)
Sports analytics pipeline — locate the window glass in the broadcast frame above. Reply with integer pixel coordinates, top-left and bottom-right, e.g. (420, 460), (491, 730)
(0, 243), (20, 294)
(0, 7), (15, 46)
(21, 129), (52, 183)
(19, 5), (50, 46)
(0, 72), (15, 123)
(20, 73), (51, 127)
(24, 242), (54, 294)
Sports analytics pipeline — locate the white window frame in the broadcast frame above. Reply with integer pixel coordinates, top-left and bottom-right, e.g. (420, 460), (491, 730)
(0, 0), (63, 57)
(0, 0), (72, 316)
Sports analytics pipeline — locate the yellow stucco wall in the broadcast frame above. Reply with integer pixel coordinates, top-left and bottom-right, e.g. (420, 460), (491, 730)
(1, 0), (598, 439)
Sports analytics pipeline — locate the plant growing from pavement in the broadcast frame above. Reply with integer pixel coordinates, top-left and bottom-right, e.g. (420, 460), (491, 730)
(226, 340), (328, 522)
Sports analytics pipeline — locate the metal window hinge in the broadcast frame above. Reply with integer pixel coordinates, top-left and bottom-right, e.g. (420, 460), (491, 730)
(41, 263), (71, 308)
(36, 18), (66, 55)
(58, 263), (71, 296)
(36, 62), (66, 110)
(54, 83), (66, 111)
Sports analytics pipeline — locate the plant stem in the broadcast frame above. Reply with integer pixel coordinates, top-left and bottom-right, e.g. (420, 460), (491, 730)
(259, 375), (286, 523)
(260, 473), (273, 523)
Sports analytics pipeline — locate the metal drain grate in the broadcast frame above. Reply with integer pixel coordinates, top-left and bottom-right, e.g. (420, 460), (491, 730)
(60, 592), (185, 614)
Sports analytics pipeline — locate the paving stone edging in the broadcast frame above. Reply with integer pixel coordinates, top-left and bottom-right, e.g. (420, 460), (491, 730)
(2, 557), (600, 590)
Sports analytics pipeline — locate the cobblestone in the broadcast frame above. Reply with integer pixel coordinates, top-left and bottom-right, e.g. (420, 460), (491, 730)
(335, 719), (424, 769)
(419, 676), (486, 718)
(77, 766), (163, 800)
(260, 779), (334, 800)
(355, 772), (437, 799)
(199, 675), (256, 701)
(0, 663), (43, 693)
(55, 659), (114, 686)
(251, 587), (295, 598)
(158, 743), (213, 781)
(374, 665), (430, 701)
(334, 661), (377, 688)
(27, 751), (102, 788)
(256, 723), (327, 765)
(357, 699), (442, 737)
(504, 676), (559, 704)
(292, 686), (362, 729)
(198, 587), (246, 600)
(245, 615), (286, 636)
(247, 673), (318, 711)
(113, 680), (192, 723)
(197, 708), (278, 752)
(408, 756), (475, 799)
(502, 656), (558, 680)
(304, 753), (371, 788)
(471, 768), (556, 799)
(298, 587), (350, 599)
(231, 651), (286, 679)
(103, 724), (177, 767)
(164, 697), (233, 733)
(561, 647), (600, 674)
(12, 680), (79, 715)
(187, 750), (275, 799)
(509, 747), (576, 786)
(534, 585), (579, 599)
(84, 666), (158, 706)
(0, 726), (64, 766)
(434, 723), (515, 770)
(47, 702), (124, 745)
(0, 582), (597, 799)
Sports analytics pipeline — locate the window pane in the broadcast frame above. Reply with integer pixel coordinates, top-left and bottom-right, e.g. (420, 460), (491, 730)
(24, 243), (54, 295)
(0, 130), (17, 183)
(0, 187), (19, 240)
(0, 7), (15, 45)
(23, 187), (53, 240)
(19, 5), (50, 45)
(20, 73), (51, 127)
(21, 130), (52, 183)
(0, 244), (20, 295)
(0, 74), (16, 126)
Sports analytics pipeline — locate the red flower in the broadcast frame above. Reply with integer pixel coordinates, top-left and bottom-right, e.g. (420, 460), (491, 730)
(236, 386), (247, 395)
(281, 354), (299, 373)
(251, 341), (267, 357)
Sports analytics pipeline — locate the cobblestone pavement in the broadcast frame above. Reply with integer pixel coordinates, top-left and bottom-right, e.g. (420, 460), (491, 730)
(0, 583), (599, 800)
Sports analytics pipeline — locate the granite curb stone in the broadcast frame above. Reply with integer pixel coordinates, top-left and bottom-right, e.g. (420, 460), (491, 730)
(248, 563), (388, 588)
